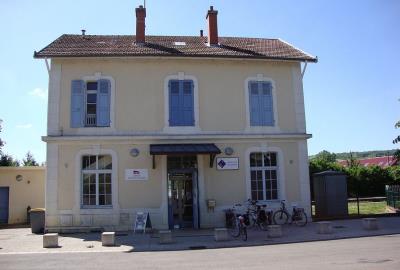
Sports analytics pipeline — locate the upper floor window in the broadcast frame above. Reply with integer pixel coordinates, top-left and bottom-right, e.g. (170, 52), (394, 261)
(250, 152), (278, 201)
(168, 80), (194, 126)
(71, 79), (111, 128)
(249, 81), (274, 126)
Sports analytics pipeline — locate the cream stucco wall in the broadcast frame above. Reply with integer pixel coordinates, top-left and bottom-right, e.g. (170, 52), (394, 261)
(0, 167), (45, 224)
(54, 58), (301, 135)
(47, 138), (307, 230)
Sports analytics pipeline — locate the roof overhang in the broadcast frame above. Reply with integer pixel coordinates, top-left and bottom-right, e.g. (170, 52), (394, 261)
(150, 143), (221, 168)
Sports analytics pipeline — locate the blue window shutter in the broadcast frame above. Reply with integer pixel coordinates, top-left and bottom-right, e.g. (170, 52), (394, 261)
(70, 80), (85, 128)
(182, 80), (194, 126)
(97, 79), (111, 127)
(169, 80), (180, 126)
(249, 81), (261, 126)
(261, 82), (274, 126)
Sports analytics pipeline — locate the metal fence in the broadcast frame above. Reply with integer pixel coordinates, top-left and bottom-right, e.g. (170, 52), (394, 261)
(386, 185), (400, 209)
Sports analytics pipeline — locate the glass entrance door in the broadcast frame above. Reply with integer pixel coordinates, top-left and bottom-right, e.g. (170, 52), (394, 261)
(168, 173), (193, 229)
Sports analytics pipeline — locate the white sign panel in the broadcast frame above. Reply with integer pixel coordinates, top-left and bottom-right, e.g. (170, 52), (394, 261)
(125, 169), (149, 181)
(216, 157), (239, 170)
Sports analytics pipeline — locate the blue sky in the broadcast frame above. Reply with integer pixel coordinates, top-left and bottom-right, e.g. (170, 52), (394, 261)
(0, 0), (399, 163)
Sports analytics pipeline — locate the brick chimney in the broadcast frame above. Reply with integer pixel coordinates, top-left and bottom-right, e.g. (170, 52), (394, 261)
(135, 5), (146, 44)
(206, 6), (218, 46)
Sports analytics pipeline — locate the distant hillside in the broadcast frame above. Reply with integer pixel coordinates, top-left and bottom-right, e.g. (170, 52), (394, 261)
(310, 149), (398, 160)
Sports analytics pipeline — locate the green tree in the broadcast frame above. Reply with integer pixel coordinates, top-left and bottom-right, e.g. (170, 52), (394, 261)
(0, 119), (4, 155)
(313, 150), (337, 163)
(0, 154), (20, 166)
(22, 151), (39, 166)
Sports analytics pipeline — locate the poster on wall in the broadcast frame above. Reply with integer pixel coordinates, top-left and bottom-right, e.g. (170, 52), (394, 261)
(125, 169), (149, 181)
(216, 157), (239, 170)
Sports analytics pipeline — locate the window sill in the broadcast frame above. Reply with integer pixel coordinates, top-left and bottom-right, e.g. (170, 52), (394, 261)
(163, 126), (201, 134)
(245, 126), (281, 133)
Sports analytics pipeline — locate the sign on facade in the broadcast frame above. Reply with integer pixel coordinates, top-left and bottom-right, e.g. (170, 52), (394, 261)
(125, 169), (149, 181)
(216, 157), (239, 170)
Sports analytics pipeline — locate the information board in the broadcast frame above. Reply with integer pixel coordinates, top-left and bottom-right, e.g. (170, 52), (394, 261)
(216, 157), (239, 170)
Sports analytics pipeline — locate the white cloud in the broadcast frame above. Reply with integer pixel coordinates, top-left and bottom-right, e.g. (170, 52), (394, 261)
(16, 123), (33, 129)
(29, 88), (47, 99)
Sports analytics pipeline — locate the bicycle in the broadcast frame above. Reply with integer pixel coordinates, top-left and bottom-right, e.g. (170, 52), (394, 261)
(227, 203), (248, 241)
(246, 199), (272, 231)
(273, 200), (307, 226)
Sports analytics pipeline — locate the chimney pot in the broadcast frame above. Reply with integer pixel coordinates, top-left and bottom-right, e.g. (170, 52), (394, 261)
(81, 29), (86, 36)
(200, 30), (204, 37)
(206, 6), (218, 45)
(135, 5), (146, 44)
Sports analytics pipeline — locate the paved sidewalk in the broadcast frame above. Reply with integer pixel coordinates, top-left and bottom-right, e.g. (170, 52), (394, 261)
(0, 217), (399, 254)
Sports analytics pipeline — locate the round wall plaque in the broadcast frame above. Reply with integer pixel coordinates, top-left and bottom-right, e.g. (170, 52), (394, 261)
(16, 175), (23, 182)
(130, 148), (140, 157)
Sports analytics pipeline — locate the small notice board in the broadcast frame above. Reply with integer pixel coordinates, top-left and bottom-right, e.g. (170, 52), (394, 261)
(134, 212), (152, 233)
(216, 157), (239, 170)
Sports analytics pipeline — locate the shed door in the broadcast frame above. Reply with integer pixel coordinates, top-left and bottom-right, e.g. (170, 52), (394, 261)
(0, 187), (9, 224)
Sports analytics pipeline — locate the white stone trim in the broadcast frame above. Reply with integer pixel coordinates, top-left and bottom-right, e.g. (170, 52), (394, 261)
(244, 145), (286, 204)
(47, 62), (61, 136)
(197, 155), (206, 228)
(73, 148), (119, 226)
(298, 140), (312, 217)
(160, 155), (169, 229)
(292, 65), (307, 133)
(163, 72), (201, 133)
(45, 143), (59, 227)
(244, 74), (281, 133)
(71, 72), (116, 135)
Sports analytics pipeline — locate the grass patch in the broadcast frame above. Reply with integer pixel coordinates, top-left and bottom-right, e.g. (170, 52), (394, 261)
(312, 201), (388, 216)
(348, 201), (387, 215)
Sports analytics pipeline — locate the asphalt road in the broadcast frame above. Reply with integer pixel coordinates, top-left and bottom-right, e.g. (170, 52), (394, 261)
(1, 234), (399, 270)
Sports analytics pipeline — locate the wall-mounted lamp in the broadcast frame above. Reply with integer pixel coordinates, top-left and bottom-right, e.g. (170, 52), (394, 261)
(130, 148), (140, 157)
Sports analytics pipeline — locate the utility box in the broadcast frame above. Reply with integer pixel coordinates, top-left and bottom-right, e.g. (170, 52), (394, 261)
(313, 171), (348, 218)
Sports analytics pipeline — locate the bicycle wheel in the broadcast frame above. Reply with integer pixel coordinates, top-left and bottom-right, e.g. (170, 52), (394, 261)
(273, 210), (289, 225)
(228, 217), (240, 237)
(294, 211), (308, 227)
(241, 226), (247, 241)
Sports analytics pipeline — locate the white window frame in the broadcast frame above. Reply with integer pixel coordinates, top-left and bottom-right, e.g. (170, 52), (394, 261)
(163, 72), (200, 133)
(245, 146), (286, 202)
(72, 72), (116, 134)
(74, 148), (118, 211)
(244, 74), (280, 133)
(249, 152), (279, 201)
(81, 155), (113, 207)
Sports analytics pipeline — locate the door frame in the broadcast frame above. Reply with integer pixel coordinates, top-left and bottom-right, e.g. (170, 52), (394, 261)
(167, 168), (200, 229)
(0, 186), (10, 224)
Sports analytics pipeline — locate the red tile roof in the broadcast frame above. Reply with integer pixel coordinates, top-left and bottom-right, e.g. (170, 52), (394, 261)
(337, 156), (398, 168)
(34, 34), (317, 62)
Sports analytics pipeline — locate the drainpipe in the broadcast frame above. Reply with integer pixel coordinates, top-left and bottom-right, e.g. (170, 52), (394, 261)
(301, 61), (308, 80)
(44, 58), (50, 75)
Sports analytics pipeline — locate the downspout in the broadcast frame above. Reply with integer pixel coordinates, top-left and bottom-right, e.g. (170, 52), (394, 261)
(301, 61), (308, 80)
(44, 58), (50, 75)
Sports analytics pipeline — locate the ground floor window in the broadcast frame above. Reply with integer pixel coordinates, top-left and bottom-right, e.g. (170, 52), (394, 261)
(250, 152), (278, 200)
(81, 155), (112, 207)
